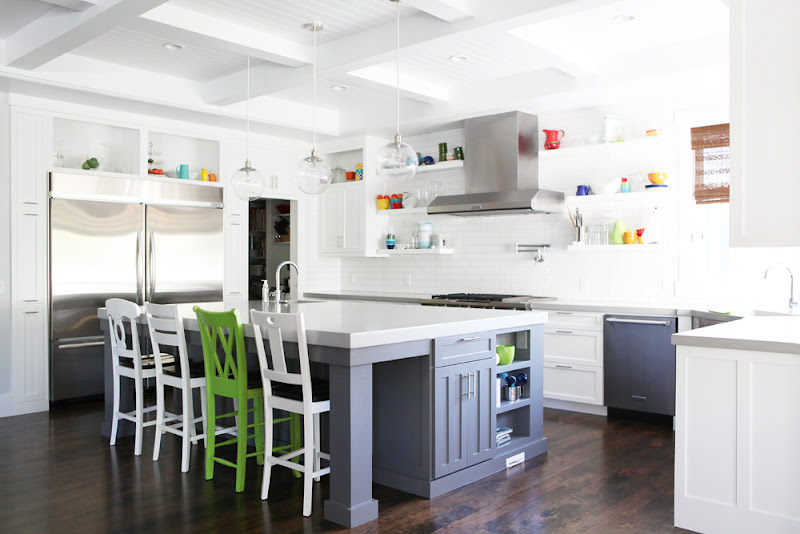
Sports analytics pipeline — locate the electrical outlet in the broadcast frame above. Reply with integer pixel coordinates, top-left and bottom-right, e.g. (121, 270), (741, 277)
(506, 452), (525, 468)
(404, 274), (412, 287)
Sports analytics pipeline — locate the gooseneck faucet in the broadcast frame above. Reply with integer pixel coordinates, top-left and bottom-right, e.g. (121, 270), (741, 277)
(275, 261), (300, 305)
(764, 263), (797, 312)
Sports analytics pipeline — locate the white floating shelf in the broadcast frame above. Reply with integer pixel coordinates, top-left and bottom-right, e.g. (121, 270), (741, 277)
(377, 207), (428, 215)
(50, 167), (225, 188)
(384, 248), (454, 255)
(416, 160), (464, 173)
(539, 136), (668, 160)
(567, 244), (666, 252)
(566, 189), (671, 204)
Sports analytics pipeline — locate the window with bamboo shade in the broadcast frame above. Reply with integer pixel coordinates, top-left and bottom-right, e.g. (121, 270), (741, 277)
(691, 123), (730, 204)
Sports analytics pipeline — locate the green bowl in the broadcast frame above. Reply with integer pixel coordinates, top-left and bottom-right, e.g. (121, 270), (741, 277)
(496, 345), (515, 365)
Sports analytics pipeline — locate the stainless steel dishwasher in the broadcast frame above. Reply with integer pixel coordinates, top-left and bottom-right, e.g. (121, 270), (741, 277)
(603, 315), (678, 416)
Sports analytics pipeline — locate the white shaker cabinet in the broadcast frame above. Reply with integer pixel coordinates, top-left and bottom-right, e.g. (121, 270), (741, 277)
(11, 109), (46, 209)
(730, 0), (800, 246)
(223, 218), (247, 298)
(7, 107), (49, 415)
(319, 183), (365, 255)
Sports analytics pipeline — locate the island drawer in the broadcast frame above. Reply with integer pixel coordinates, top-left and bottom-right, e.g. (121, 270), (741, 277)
(433, 332), (495, 367)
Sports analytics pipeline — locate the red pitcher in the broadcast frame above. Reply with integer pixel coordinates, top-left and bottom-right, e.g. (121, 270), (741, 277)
(543, 129), (565, 150)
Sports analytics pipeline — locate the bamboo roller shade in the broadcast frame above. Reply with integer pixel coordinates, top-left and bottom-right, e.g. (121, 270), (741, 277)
(691, 123), (730, 203)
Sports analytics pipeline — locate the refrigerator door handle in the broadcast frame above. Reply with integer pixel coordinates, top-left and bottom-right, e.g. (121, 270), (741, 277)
(148, 229), (156, 302)
(136, 230), (144, 304)
(57, 338), (106, 350)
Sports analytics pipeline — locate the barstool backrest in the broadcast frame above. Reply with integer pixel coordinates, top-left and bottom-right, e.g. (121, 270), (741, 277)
(106, 298), (143, 372)
(144, 303), (188, 376)
(194, 306), (248, 397)
(250, 310), (311, 406)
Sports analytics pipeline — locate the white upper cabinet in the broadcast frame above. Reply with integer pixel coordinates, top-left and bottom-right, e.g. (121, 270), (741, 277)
(730, 0), (800, 247)
(319, 183), (365, 254)
(11, 109), (46, 209)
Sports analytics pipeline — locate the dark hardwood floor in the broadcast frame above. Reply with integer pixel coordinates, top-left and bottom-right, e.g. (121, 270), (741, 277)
(0, 401), (691, 533)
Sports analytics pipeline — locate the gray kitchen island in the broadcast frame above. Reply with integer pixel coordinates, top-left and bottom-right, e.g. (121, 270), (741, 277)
(98, 299), (548, 528)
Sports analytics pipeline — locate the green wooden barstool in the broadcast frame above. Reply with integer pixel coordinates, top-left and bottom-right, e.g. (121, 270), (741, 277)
(194, 306), (301, 492)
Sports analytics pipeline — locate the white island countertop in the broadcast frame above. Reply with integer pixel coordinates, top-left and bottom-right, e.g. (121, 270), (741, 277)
(100, 299), (547, 350)
(672, 316), (800, 355)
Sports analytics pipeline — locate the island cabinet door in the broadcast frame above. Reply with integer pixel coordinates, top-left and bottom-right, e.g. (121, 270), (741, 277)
(433, 364), (470, 479)
(433, 358), (496, 479)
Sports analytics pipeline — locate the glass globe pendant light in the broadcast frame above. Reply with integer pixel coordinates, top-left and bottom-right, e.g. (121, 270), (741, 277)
(231, 56), (266, 201)
(376, 0), (418, 183)
(296, 22), (332, 195)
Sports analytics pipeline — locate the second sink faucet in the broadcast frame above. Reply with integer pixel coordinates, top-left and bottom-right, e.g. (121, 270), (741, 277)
(764, 263), (797, 312)
(275, 261), (300, 305)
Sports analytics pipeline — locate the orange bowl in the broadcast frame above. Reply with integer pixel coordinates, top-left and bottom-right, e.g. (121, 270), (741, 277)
(623, 231), (637, 245)
(648, 172), (668, 185)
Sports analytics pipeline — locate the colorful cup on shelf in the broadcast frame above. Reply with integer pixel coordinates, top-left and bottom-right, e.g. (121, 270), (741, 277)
(208, 173), (216, 182)
(176, 164), (189, 179)
(346, 171), (356, 181)
(496, 345), (515, 365)
(201, 168), (209, 181)
(623, 231), (637, 244)
(376, 196), (390, 210)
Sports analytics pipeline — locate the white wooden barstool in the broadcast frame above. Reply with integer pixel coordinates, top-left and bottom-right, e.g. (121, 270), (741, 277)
(107, 298), (172, 456)
(251, 309), (330, 517)
(145, 302), (208, 473)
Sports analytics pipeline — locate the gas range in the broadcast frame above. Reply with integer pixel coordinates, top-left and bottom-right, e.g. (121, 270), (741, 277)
(420, 293), (555, 310)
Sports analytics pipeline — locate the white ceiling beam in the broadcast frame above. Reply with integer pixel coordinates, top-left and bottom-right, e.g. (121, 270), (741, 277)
(4, 0), (170, 70)
(39, 0), (97, 12)
(138, 4), (311, 68)
(402, 0), (475, 22)
(202, 0), (616, 106)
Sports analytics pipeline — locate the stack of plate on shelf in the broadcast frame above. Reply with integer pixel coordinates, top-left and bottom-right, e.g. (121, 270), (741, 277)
(496, 426), (513, 447)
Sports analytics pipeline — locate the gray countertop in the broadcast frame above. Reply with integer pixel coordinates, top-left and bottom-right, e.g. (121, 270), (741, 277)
(672, 316), (800, 355)
(99, 298), (547, 350)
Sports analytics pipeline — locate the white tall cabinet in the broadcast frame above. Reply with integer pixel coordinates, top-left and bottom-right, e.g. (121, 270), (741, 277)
(730, 0), (800, 247)
(8, 107), (49, 415)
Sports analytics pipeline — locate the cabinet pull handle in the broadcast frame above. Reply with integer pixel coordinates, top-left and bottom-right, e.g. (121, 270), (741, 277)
(458, 336), (480, 342)
(24, 311), (38, 315)
(24, 299), (38, 302)
(606, 318), (671, 326)
(555, 311), (572, 315)
(469, 372), (475, 399)
(555, 364), (573, 369)
(631, 395), (647, 401)
(461, 374), (469, 397)
(555, 330), (573, 334)
(24, 201), (37, 205)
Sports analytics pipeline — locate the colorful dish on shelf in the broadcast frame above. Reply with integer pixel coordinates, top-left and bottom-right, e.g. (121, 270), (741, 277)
(648, 172), (668, 184)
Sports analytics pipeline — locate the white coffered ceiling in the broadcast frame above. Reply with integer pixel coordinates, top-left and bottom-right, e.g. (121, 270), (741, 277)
(0, 0), (729, 137)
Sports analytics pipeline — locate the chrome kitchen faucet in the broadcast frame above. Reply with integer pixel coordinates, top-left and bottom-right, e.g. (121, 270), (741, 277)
(764, 263), (798, 313)
(275, 261), (300, 306)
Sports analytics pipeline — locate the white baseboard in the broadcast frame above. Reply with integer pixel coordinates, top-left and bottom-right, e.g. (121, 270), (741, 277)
(544, 398), (608, 416)
(0, 394), (49, 418)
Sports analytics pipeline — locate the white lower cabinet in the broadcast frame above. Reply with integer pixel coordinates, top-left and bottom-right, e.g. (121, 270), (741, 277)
(539, 310), (605, 407)
(223, 218), (246, 297)
(543, 362), (603, 405)
(12, 307), (48, 405)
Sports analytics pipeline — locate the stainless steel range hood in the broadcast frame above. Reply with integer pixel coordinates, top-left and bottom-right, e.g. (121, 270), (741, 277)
(427, 111), (564, 216)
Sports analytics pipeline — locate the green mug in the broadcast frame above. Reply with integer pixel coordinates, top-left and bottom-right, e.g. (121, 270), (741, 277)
(496, 345), (515, 365)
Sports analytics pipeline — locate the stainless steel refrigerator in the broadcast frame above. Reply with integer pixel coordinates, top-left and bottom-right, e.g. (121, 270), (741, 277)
(49, 172), (224, 402)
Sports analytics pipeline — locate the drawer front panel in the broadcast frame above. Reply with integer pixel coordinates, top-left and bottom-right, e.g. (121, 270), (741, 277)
(543, 328), (603, 366)
(434, 333), (494, 367)
(543, 362), (603, 405)
(543, 311), (604, 331)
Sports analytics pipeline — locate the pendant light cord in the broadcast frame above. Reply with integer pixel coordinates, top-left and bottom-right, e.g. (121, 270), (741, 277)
(313, 25), (317, 152)
(395, 0), (400, 137)
(246, 56), (251, 163)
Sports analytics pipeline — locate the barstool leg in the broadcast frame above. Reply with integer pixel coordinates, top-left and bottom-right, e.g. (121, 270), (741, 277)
(134, 377), (144, 456)
(261, 402), (273, 501)
(110, 374), (120, 446)
(181, 385), (192, 473)
(235, 397), (247, 493)
(313, 412), (321, 482)
(199, 386), (208, 448)
(254, 399), (264, 466)
(302, 411), (314, 517)
(153, 378), (165, 461)
(205, 392), (216, 481)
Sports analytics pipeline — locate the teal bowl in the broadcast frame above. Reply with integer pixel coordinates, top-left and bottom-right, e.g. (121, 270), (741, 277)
(496, 345), (515, 365)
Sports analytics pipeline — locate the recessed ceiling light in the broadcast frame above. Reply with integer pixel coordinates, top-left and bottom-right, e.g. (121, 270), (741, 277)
(162, 42), (185, 51)
(331, 84), (349, 91)
(612, 14), (635, 24)
(449, 55), (468, 62)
